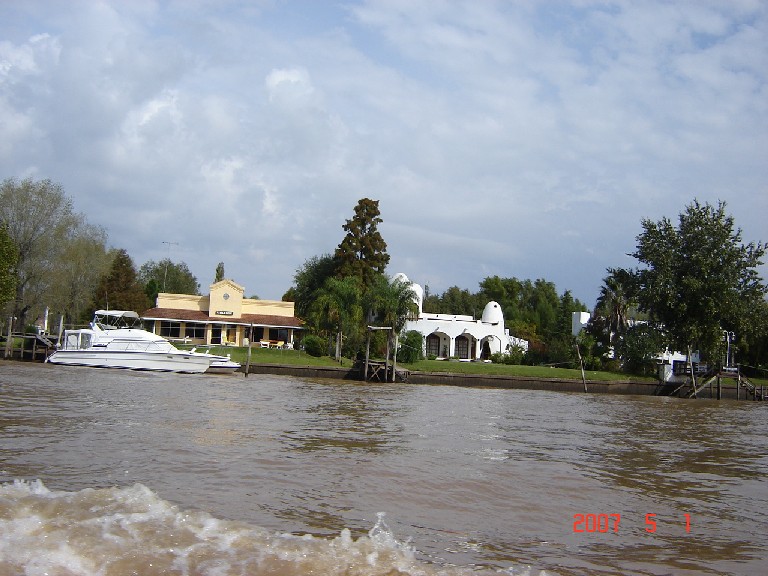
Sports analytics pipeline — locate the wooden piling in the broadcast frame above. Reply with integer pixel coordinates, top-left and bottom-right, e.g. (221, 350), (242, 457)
(575, 344), (587, 393)
(245, 325), (252, 377)
(364, 329), (371, 382)
(4, 316), (12, 359)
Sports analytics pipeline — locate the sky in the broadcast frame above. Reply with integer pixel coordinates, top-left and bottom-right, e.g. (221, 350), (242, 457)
(1, 0), (766, 307)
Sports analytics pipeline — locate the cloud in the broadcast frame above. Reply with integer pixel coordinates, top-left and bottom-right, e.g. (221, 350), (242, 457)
(0, 0), (765, 304)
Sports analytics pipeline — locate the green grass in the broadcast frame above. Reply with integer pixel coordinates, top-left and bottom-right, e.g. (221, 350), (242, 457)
(177, 345), (768, 385)
(404, 359), (654, 381)
(180, 345), (656, 381)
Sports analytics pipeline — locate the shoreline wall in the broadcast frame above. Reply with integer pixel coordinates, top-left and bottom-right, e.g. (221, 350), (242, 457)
(243, 363), (754, 401)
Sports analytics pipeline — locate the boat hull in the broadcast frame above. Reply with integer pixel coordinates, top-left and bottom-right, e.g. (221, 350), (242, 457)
(46, 350), (211, 374)
(206, 360), (241, 374)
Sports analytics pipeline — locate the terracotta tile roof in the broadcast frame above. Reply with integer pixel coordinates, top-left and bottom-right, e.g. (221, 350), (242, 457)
(142, 307), (304, 328)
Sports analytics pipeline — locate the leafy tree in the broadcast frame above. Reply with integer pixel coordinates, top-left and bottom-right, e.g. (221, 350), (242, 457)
(289, 254), (339, 320)
(440, 285), (482, 317)
(632, 200), (766, 363)
(89, 249), (151, 315)
(48, 226), (112, 324)
(215, 262), (225, 283)
(139, 259), (200, 302)
(335, 198), (390, 292)
(740, 298), (768, 370)
(0, 177), (105, 326)
(0, 225), (18, 312)
(614, 322), (669, 376)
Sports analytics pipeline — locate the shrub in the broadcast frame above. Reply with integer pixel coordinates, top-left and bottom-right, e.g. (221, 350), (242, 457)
(504, 344), (526, 365)
(302, 334), (326, 357)
(398, 330), (424, 364)
(490, 352), (505, 364)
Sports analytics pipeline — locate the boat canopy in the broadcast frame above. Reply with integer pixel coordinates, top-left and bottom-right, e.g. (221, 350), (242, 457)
(92, 310), (143, 330)
(93, 310), (141, 320)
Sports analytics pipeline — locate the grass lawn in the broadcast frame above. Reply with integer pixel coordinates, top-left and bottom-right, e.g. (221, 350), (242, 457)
(182, 345), (662, 382)
(178, 346), (768, 386)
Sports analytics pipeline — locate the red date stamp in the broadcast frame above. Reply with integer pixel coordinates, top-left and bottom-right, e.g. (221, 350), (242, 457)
(573, 513), (691, 533)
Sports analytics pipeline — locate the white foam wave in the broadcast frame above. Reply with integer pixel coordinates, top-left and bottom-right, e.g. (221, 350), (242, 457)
(0, 480), (537, 576)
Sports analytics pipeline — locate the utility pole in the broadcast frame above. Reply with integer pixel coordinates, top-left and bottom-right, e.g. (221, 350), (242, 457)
(161, 241), (179, 291)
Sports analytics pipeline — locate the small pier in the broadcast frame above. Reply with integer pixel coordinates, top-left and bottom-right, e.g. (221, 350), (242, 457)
(672, 366), (765, 401)
(2, 332), (56, 361)
(364, 360), (410, 383)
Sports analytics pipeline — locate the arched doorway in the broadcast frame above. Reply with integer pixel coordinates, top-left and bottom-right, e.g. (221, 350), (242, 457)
(455, 335), (470, 359)
(426, 333), (441, 358)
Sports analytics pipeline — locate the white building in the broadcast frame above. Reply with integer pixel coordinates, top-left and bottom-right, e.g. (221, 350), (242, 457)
(396, 273), (528, 361)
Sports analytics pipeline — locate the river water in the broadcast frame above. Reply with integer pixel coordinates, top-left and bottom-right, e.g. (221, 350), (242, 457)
(0, 362), (766, 576)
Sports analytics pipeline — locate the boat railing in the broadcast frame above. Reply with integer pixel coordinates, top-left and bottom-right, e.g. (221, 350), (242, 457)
(104, 339), (177, 354)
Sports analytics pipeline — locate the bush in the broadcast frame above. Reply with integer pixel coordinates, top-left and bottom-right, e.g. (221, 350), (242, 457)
(490, 352), (505, 364)
(302, 334), (326, 357)
(398, 330), (424, 364)
(504, 344), (526, 365)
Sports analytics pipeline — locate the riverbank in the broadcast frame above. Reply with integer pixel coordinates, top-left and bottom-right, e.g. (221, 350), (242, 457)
(242, 361), (758, 400)
(2, 354), (761, 401)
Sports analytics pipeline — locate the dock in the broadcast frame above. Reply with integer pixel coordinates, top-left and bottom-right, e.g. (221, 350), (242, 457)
(2, 332), (56, 361)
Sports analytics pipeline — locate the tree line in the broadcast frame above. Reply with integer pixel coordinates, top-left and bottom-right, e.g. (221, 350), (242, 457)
(584, 200), (767, 375)
(283, 197), (419, 362)
(2, 177), (766, 374)
(0, 178), (209, 330)
(286, 197), (589, 365)
(287, 197), (767, 373)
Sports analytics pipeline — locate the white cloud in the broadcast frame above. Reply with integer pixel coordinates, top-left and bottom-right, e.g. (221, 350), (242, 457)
(0, 0), (765, 304)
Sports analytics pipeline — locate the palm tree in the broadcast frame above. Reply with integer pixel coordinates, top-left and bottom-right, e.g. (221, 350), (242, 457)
(366, 275), (419, 380)
(594, 267), (637, 346)
(310, 276), (362, 361)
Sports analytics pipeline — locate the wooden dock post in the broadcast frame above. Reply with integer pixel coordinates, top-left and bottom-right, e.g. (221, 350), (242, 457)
(245, 324), (252, 377)
(4, 316), (12, 359)
(575, 344), (587, 392)
(717, 376), (721, 400)
(364, 329), (371, 381)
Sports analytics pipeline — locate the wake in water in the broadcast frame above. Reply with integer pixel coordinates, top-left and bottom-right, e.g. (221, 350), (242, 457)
(0, 480), (539, 576)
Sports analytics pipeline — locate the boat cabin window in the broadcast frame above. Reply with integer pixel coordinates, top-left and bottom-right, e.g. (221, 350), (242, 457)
(79, 333), (92, 349)
(65, 333), (79, 349)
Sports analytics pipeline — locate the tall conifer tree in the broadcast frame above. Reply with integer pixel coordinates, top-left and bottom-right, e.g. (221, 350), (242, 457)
(89, 249), (150, 316)
(334, 198), (390, 292)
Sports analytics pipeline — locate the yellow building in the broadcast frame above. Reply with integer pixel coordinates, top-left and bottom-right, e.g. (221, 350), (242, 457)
(142, 279), (302, 347)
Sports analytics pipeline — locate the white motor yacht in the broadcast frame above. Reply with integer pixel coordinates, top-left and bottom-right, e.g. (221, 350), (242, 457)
(46, 310), (219, 374)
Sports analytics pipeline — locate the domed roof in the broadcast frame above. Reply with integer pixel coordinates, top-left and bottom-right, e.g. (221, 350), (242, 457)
(481, 301), (504, 325)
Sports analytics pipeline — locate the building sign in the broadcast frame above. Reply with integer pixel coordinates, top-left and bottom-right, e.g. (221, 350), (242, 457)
(215, 311), (234, 316)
